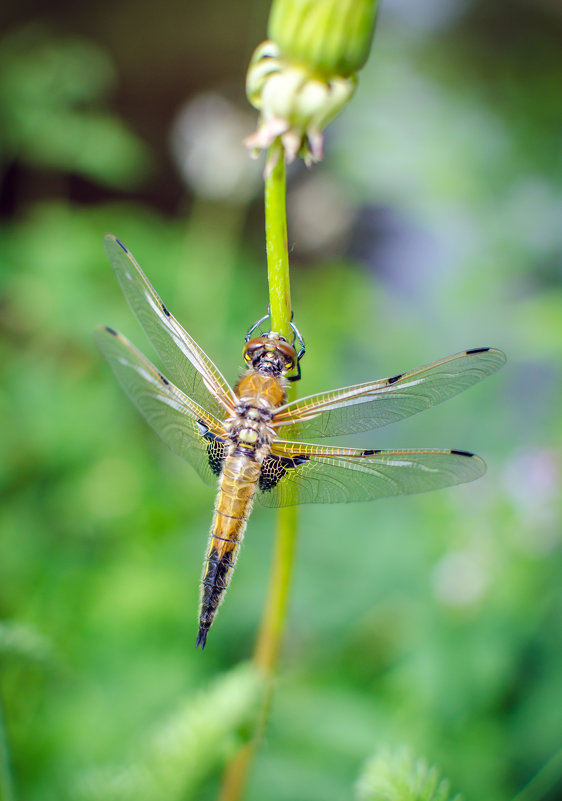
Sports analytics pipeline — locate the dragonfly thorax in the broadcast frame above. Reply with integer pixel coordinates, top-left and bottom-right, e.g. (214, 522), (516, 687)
(235, 372), (286, 409)
(224, 407), (275, 459)
(227, 371), (286, 458)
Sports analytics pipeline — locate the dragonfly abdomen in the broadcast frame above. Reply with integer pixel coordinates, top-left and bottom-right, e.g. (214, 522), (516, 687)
(196, 453), (262, 649)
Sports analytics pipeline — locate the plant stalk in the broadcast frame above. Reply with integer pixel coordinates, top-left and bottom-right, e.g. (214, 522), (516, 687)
(511, 746), (562, 801)
(219, 142), (299, 801)
(264, 142), (292, 342)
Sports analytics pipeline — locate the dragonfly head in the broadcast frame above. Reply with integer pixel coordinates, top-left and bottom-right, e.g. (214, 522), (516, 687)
(243, 332), (297, 377)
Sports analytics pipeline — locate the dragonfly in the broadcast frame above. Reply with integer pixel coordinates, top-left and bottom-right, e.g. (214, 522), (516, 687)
(96, 235), (506, 649)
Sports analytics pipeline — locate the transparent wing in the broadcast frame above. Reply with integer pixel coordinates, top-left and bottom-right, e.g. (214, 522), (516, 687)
(95, 325), (227, 486)
(103, 234), (236, 420)
(273, 348), (506, 439)
(257, 440), (486, 507)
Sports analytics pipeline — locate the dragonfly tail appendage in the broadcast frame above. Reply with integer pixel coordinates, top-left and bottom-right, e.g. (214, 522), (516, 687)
(195, 626), (209, 649)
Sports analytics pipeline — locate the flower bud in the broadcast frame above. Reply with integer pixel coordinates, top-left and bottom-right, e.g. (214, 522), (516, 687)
(269, 0), (378, 78)
(245, 0), (378, 171)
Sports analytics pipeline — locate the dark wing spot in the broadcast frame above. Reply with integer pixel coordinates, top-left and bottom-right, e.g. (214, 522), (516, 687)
(105, 326), (118, 336)
(259, 455), (287, 491)
(362, 449), (381, 456)
(259, 453), (309, 491)
(450, 449), (474, 457)
(159, 373), (169, 386)
(195, 420), (226, 476)
(207, 440), (226, 476)
(388, 373), (402, 385)
(161, 303), (171, 317)
(206, 433), (227, 475)
(465, 347), (489, 355)
(198, 422), (223, 443)
(115, 238), (128, 253)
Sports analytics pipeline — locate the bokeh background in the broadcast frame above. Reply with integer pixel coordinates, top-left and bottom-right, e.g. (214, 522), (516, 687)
(1, 0), (561, 799)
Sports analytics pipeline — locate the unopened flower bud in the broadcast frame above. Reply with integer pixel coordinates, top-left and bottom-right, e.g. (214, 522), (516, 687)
(269, 0), (378, 78)
(245, 0), (378, 172)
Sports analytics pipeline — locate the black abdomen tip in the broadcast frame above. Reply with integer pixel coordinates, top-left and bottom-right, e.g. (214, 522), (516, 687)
(195, 626), (209, 650)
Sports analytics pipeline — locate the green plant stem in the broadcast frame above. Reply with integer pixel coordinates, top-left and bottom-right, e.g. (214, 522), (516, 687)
(253, 504), (298, 673)
(255, 144), (299, 674)
(219, 142), (299, 801)
(511, 747), (562, 801)
(264, 143), (292, 342)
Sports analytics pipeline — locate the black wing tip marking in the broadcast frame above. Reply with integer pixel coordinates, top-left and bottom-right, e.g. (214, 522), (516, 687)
(161, 303), (171, 317)
(104, 326), (119, 336)
(159, 373), (169, 386)
(361, 449), (382, 456)
(388, 373), (402, 385)
(450, 449), (475, 457)
(195, 626), (208, 649)
(114, 237), (129, 253)
(465, 346), (507, 365)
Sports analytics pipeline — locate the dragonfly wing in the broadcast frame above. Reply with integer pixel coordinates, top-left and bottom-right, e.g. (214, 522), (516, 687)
(95, 325), (227, 486)
(274, 348), (506, 439)
(103, 234), (236, 419)
(256, 440), (486, 507)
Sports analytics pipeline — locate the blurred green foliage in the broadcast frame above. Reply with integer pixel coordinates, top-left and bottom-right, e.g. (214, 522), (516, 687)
(356, 747), (461, 801)
(74, 663), (263, 801)
(1, 4), (561, 801)
(0, 27), (151, 187)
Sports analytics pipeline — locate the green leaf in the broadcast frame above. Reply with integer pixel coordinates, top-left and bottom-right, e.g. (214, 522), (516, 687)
(356, 748), (462, 801)
(74, 663), (264, 801)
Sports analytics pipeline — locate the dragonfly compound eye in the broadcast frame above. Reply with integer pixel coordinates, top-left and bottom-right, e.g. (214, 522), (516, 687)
(243, 337), (267, 364)
(275, 340), (298, 373)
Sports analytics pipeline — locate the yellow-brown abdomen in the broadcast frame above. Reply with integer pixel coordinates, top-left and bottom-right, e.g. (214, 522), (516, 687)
(196, 454), (261, 648)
